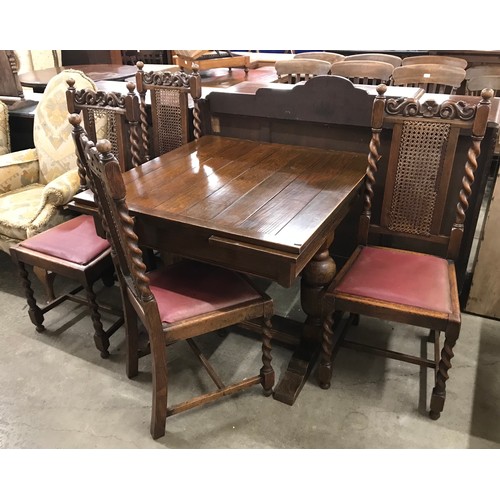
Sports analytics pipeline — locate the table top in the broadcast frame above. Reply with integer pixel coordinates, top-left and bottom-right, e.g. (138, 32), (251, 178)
(74, 135), (366, 285)
(19, 64), (139, 89)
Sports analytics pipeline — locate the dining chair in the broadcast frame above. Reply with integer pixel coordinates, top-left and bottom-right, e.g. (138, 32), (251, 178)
(0, 50), (24, 101)
(275, 58), (332, 84)
(391, 63), (466, 94)
(401, 55), (468, 69)
(294, 51), (345, 64)
(345, 53), (402, 68)
(465, 75), (500, 96)
(9, 214), (123, 358)
(135, 61), (202, 161)
(70, 114), (275, 439)
(329, 60), (394, 85)
(318, 84), (493, 420)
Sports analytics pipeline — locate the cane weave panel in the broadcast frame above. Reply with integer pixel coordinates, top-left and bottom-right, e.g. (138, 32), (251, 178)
(154, 88), (183, 155)
(87, 110), (119, 160)
(388, 120), (450, 236)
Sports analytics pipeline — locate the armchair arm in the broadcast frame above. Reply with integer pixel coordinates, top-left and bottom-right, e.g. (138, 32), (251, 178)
(28, 169), (81, 234)
(0, 148), (39, 194)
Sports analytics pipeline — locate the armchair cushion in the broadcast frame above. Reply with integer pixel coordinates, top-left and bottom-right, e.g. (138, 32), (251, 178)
(0, 101), (10, 155)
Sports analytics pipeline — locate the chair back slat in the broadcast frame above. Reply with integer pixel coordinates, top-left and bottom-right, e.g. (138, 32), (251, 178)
(275, 59), (331, 84)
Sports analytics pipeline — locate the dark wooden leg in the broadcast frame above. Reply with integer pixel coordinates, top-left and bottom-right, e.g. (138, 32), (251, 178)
(33, 266), (56, 303)
(19, 262), (45, 332)
(429, 325), (459, 420)
(273, 235), (336, 405)
(149, 327), (168, 440)
(85, 282), (110, 359)
(318, 310), (335, 389)
(124, 297), (139, 379)
(260, 315), (274, 396)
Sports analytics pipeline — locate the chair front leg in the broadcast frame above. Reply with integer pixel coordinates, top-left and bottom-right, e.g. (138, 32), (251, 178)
(19, 262), (45, 332)
(84, 282), (109, 358)
(260, 315), (274, 396)
(429, 324), (460, 420)
(318, 309), (335, 390)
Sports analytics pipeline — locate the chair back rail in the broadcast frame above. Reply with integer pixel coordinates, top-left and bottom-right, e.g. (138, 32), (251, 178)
(294, 51), (345, 64)
(402, 55), (468, 69)
(391, 64), (466, 94)
(345, 53), (402, 68)
(329, 60), (394, 85)
(275, 58), (331, 84)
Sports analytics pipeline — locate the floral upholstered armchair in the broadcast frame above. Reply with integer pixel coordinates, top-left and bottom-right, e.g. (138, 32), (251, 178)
(0, 69), (97, 253)
(0, 101), (10, 156)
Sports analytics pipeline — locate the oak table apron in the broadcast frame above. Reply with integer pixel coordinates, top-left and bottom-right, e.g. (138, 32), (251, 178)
(75, 135), (367, 405)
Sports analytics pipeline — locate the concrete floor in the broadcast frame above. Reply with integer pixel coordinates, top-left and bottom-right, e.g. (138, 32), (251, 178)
(0, 249), (499, 450)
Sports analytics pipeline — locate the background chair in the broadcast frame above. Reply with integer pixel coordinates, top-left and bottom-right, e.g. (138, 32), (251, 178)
(0, 50), (24, 101)
(391, 63), (466, 94)
(135, 61), (202, 161)
(318, 85), (492, 420)
(73, 116), (274, 439)
(66, 78), (144, 187)
(465, 64), (500, 83)
(329, 60), (394, 85)
(466, 75), (500, 96)
(345, 53), (402, 68)
(401, 55), (468, 69)
(294, 51), (345, 64)
(0, 101), (11, 155)
(275, 58), (331, 84)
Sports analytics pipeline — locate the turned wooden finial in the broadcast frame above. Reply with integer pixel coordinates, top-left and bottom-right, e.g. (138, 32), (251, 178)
(481, 88), (494, 100)
(376, 83), (387, 96)
(68, 113), (81, 126)
(97, 139), (112, 154)
(67, 77), (75, 88)
(136, 61), (144, 71)
(126, 81), (136, 93)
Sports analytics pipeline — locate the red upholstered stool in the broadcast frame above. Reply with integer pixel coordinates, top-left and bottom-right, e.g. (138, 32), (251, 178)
(10, 215), (124, 358)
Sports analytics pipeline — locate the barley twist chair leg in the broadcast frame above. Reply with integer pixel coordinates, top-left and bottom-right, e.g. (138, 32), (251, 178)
(260, 315), (274, 396)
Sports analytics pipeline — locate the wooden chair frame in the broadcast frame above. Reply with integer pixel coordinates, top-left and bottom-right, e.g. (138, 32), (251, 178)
(318, 85), (493, 420)
(402, 55), (468, 69)
(69, 114), (275, 439)
(345, 53), (402, 68)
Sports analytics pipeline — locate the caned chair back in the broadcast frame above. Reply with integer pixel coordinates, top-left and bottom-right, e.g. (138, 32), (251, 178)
(66, 78), (143, 189)
(345, 53), (402, 68)
(294, 51), (345, 64)
(402, 55), (468, 69)
(0, 50), (24, 100)
(391, 64), (466, 94)
(275, 58), (331, 84)
(329, 60), (394, 85)
(135, 61), (202, 161)
(362, 84), (492, 260)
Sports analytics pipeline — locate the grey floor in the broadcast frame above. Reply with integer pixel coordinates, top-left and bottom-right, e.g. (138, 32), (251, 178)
(0, 248), (499, 450)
